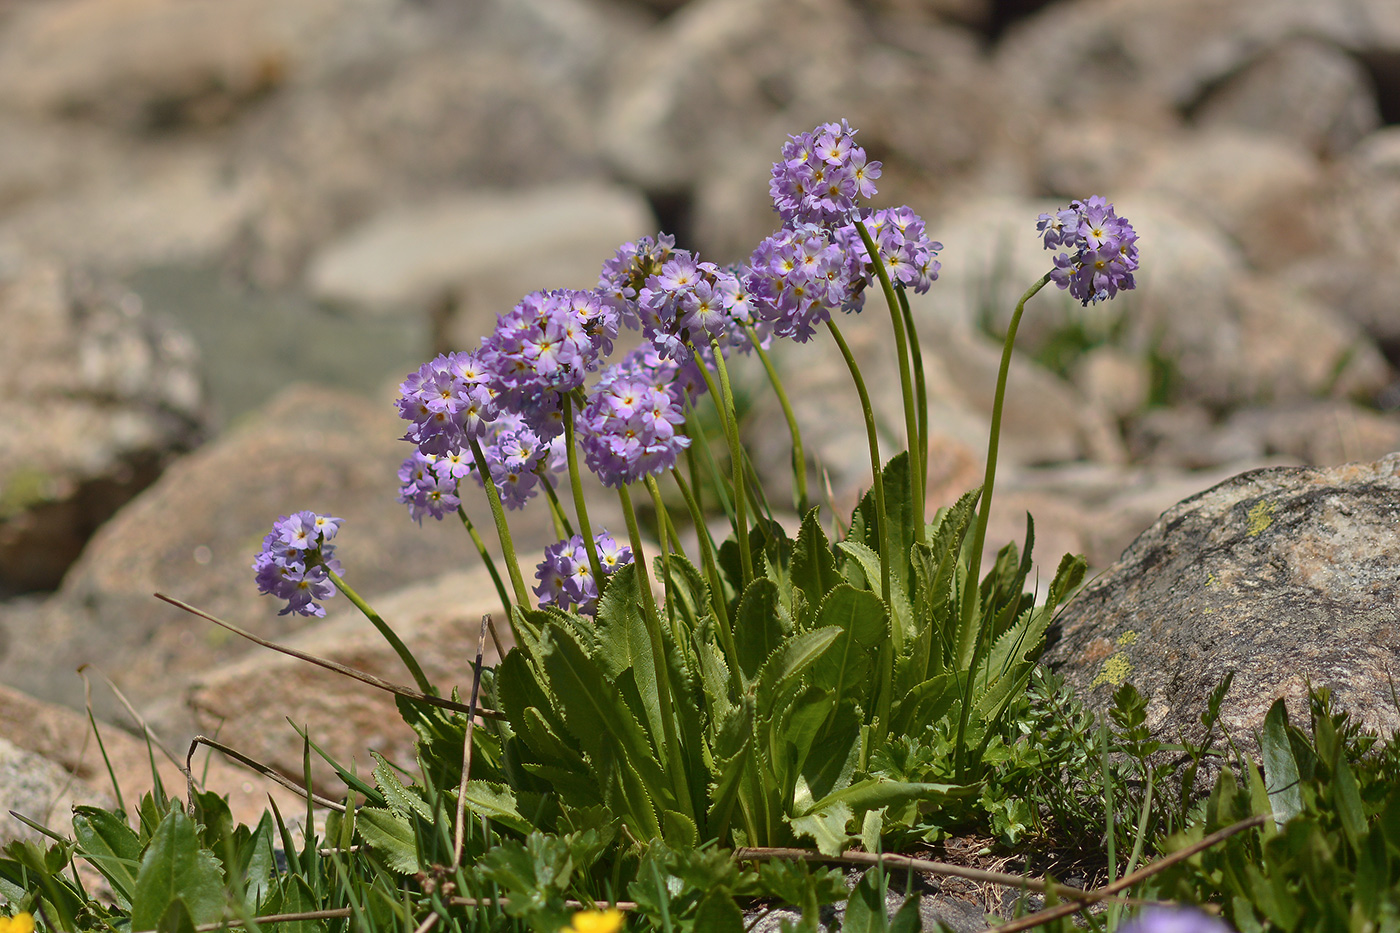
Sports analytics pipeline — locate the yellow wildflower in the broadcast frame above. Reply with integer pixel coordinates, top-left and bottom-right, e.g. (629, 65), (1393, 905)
(0, 912), (35, 933)
(562, 907), (625, 933)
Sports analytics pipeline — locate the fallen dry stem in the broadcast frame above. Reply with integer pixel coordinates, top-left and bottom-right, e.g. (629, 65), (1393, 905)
(187, 735), (346, 813)
(154, 592), (502, 720)
(984, 812), (1270, 932)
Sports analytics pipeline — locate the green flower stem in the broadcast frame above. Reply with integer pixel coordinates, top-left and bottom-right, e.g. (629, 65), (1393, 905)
(540, 477), (575, 540)
(825, 319), (891, 612)
(897, 288), (929, 512)
(455, 505), (512, 620)
(644, 475), (677, 629)
(854, 219), (924, 544)
(325, 569), (433, 695)
(618, 482), (693, 819)
(745, 324), (808, 514)
(670, 467), (736, 669)
(468, 436), (532, 608)
(562, 393), (605, 592)
(954, 270), (1051, 780)
(685, 405), (733, 523)
(694, 340), (752, 585)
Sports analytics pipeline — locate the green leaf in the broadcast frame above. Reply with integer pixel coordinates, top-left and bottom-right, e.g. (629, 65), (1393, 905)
(156, 897), (197, 933)
(836, 541), (910, 641)
(72, 805), (142, 907)
(1261, 699), (1303, 825)
(788, 801), (852, 857)
(458, 781), (535, 836)
(1332, 753), (1366, 853)
(755, 626), (842, 715)
(240, 812), (278, 912)
(372, 751), (433, 821)
(735, 578), (787, 682)
(889, 894), (923, 933)
(798, 778), (970, 819)
(793, 507), (839, 620)
(130, 805), (226, 930)
(662, 810), (698, 849)
(841, 868), (887, 933)
(355, 807), (422, 875)
(811, 585), (889, 713)
(693, 888), (746, 933)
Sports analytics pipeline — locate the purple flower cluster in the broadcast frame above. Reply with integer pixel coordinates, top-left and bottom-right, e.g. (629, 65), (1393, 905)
(579, 361), (691, 488)
(748, 223), (865, 342)
(598, 233), (678, 330)
(534, 530), (633, 614)
(396, 351), (496, 456)
(1037, 196), (1139, 305)
(252, 511), (343, 617)
(770, 120), (881, 226)
(481, 289), (617, 437)
(1117, 907), (1234, 933)
(855, 206), (943, 295)
(396, 449), (463, 523)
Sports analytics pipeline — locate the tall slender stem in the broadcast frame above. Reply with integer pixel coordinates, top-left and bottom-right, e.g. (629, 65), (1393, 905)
(468, 437), (531, 608)
(825, 319), (891, 612)
(898, 289), (928, 519)
(540, 478), (575, 541)
(704, 338), (752, 586)
(745, 324), (808, 513)
(326, 569), (433, 695)
(645, 475), (677, 630)
(562, 393), (605, 590)
(455, 505), (511, 620)
(619, 483), (693, 819)
(670, 467), (736, 671)
(854, 219), (924, 544)
(954, 271), (1051, 780)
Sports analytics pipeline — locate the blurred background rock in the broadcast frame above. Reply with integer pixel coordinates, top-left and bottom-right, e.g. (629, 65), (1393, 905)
(3, 0), (1400, 801)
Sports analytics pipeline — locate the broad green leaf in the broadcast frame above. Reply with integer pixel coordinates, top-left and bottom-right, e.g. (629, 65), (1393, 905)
(798, 778), (971, 818)
(693, 888), (746, 933)
(1332, 753), (1366, 852)
(372, 752), (433, 821)
(458, 781), (535, 836)
(72, 806), (141, 907)
(521, 706), (587, 767)
(889, 894), (923, 933)
(1261, 699), (1303, 825)
(811, 585), (889, 713)
(836, 541), (911, 643)
(356, 807), (422, 874)
(755, 626), (842, 714)
(130, 805), (226, 930)
(852, 452), (917, 599)
(241, 812), (278, 913)
(842, 869), (889, 933)
(662, 810), (698, 849)
(793, 507), (839, 620)
(792, 702), (862, 817)
(156, 898), (197, 933)
(889, 674), (954, 738)
(735, 578), (786, 682)
(788, 801), (852, 857)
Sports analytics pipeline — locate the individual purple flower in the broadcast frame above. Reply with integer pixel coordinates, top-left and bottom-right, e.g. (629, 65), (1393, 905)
(1037, 196), (1139, 306)
(1116, 907), (1234, 933)
(578, 368), (691, 488)
(533, 530), (633, 615)
(770, 120), (880, 227)
(252, 511), (344, 617)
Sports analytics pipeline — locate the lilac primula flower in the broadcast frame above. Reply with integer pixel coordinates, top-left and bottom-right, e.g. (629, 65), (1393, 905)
(396, 351), (497, 456)
(1117, 907), (1235, 933)
(770, 120), (881, 226)
(1037, 196), (1139, 306)
(533, 530), (633, 615)
(748, 223), (865, 342)
(253, 510), (344, 617)
(578, 363), (691, 488)
(849, 206), (943, 295)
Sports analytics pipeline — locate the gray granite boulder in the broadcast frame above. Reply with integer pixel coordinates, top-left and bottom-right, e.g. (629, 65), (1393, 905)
(0, 261), (206, 593)
(1045, 454), (1400, 761)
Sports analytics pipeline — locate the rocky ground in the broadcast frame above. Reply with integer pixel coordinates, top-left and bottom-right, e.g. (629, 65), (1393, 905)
(3, 0), (1400, 845)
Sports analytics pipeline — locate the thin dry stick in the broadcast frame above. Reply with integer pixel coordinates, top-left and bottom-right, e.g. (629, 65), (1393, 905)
(187, 735), (346, 813)
(86, 665), (190, 776)
(734, 847), (1093, 902)
(984, 813), (1270, 933)
(411, 911), (441, 933)
(154, 593), (503, 720)
(132, 908), (354, 933)
(453, 614), (490, 866)
(486, 614), (507, 661)
(449, 898), (638, 911)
